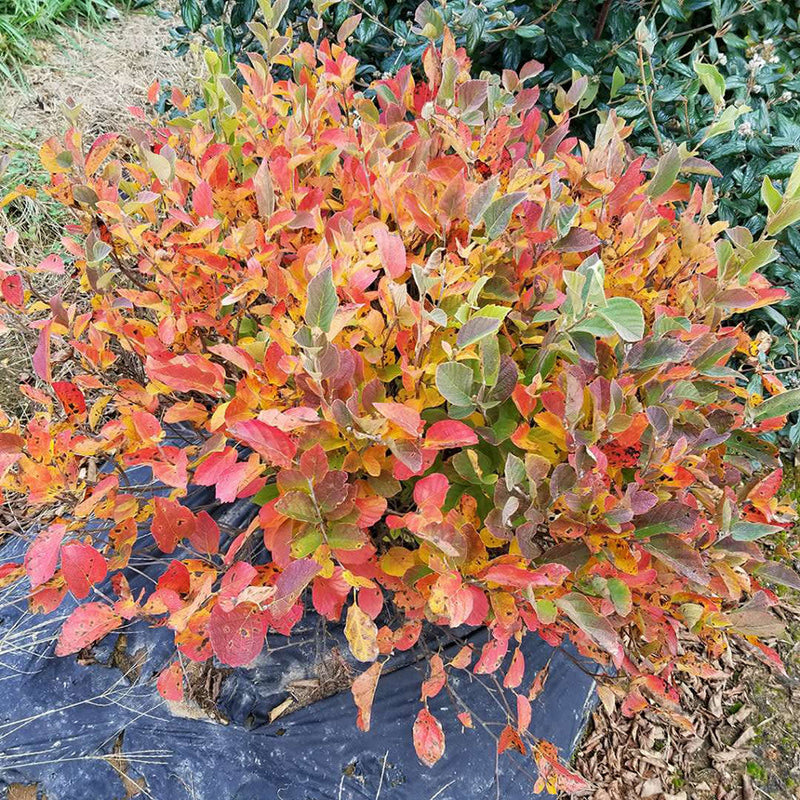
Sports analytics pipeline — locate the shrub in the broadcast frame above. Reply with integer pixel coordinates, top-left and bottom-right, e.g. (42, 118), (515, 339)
(172, 0), (800, 402)
(2, 31), (800, 789)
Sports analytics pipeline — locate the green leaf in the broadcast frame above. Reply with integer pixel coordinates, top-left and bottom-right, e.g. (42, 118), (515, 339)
(761, 175), (782, 214)
(753, 561), (800, 591)
(785, 152), (800, 199)
(703, 104), (750, 141)
(596, 297), (645, 342)
(556, 593), (624, 663)
(305, 265), (338, 332)
(693, 61), (726, 107)
(480, 334), (500, 387)
(482, 192), (527, 239)
(646, 146), (683, 199)
(180, 0), (203, 31)
(275, 490), (319, 523)
(607, 577), (632, 617)
(435, 362), (474, 407)
(466, 175), (500, 227)
(457, 316), (501, 348)
(730, 521), (784, 541)
(753, 388), (800, 421)
(253, 483), (279, 506)
(609, 66), (625, 100)
(767, 198), (800, 236)
(504, 452), (526, 490)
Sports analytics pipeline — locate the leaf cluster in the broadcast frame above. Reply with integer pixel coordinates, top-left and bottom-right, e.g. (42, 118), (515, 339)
(1, 30), (799, 788)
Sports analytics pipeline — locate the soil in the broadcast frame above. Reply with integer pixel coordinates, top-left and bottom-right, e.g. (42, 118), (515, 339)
(571, 601), (800, 800)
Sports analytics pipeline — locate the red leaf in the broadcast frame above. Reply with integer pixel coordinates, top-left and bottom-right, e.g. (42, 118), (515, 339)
(52, 381), (87, 421)
(37, 254), (65, 274)
(312, 568), (350, 621)
(528, 660), (550, 701)
(188, 510), (220, 555)
(24, 523), (65, 589)
(1, 274), (24, 307)
(145, 353), (226, 396)
(32, 319), (52, 383)
(498, 724), (526, 755)
(413, 708), (445, 767)
(0, 431), (24, 455)
(55, 602), (122, 656)
(61, 541), (107, 599)
(194, 448), (257, 503)
(474, 636), (508, 674)
(424, 419), (478, 448)
(229, 419), (297, 468)
(413, 472), (449, 508)
(480, 562), (569, 588)
(208, 601), (267, 667)
(517, 694), (532, 734)
(373, 402), (423, 436)
(374, 224), (406, 278)
(0, 562), (23, 588)
(151, 497), (196, 554)
(457, 711), (473, 728)
(269, 558), (321, 618)
(157, 660), (184, 701)
(192, 180), (214, 217)
(351, 661), (382, 731)
(503, 647), (525, 689)
(357, 587), (383, 619)
(218, 561), (258, 609)
(449, 645), (473, 670)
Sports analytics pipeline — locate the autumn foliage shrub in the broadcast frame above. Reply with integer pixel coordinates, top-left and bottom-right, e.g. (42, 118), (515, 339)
(2, 30), (800, 791)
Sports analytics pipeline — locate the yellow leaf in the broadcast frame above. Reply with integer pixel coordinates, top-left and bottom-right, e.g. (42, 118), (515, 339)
(344, 603), (379, 662)
(379, 546), (415, 577)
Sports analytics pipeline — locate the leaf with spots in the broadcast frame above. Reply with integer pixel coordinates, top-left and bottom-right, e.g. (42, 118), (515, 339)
(61, 540), (107, 599)
(344, 602), (379, 662)
(413, 708), (445, 767)
(208, 601), (267, 667)
(55, 602), (122, 656)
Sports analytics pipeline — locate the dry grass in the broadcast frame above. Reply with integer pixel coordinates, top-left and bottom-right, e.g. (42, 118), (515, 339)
(572, 605), (800, 800)
(0, 8), (195, 142)
(0, 6), (195, 421)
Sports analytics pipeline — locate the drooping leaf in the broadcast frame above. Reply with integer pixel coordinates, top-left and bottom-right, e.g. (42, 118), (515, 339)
(556, 593), (624, 666)
(351, 660), (382, 731)
(344, 602), (379, 662)
(413, 707), (445, 767)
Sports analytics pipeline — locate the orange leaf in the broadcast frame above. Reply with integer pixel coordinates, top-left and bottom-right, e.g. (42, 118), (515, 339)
(498, 724), (526, 755)
(351, 661), (382, 731)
